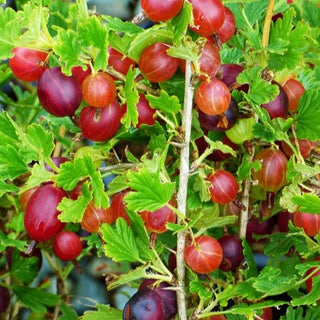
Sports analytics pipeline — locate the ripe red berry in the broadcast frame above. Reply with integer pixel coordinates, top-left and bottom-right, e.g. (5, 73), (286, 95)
(139, 42), (178, 83)
(282, 78), (305, 111)
(71, 65), (92, 85)
(253, 148), (288, 192)
(179, 39), (221, 81)
(108, 47), (136, 78)
(184, 235), (223, 274)
(196, 79), (231, 116)
(79, 100), (123, 142)
(9, 47), (48, 82)
(37, 67), (82, 117)
(293, 210), (320, 237)
(82, 72), (117, 108)
(281, 138), (318, 159)
(81, 201), (114, 233)
(53, 231), (83, 261)
(24, 184), (66, 242)
(110, 191), (130, 225)
(305, 256), (320, 293)
(188, 0), (225, 36)
(140, 201), (176, 233)
(216, 7), (236, 43)
(141, 0), (184, 22)
(207, 169), (238, 204)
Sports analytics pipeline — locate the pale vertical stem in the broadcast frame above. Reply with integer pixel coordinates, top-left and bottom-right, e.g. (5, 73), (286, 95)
(262, 0), (276, 48)
(176, 60), (194, 320)
(239, 145), (256, 239)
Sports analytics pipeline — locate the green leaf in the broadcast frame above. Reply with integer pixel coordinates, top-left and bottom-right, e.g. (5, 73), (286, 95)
(125, 167), (175, 212)
(101, 218), (142, 263)
(25, 124), (55, 160)
(128, 27), (173, 62)
(13, 285), (60, 313)
(263, 232), (294, 257)
(279, 184), (301, 213)
(59, 302), (78, 320)
(242, 239), (258, 278)
(57, 182), (92, 223)
(193, 173), (211, 202)
(253, 266), (298, 295)
(292, 276), (320, 306)
(79, 304), (122, 320)
(103, 15), (143, 35)
(0, 7), (20, 59)
(0, 231), (27, 253)
(146, 90), (181, 114)
(78, 15), (108, 71)
(126, 210), (155, 262)
(57, 156), (108, 207)
(280, 306), (304, 320)
(291, 193), (320, 213)
(107, 264), (152, 291)
(148, 134), (167, 153)
(190, 277), (213, 300)
(19, 163), (54, 194)
(106, 173), (129, 196)
(169, 2), (193, 43)
(54, 28), (82, 75)
(0, 181), (19, 198)
(5, 212), (25, 233)
(237, 153), (261, 181)
(237, 66), (279, 105)
(268, 8), (309, 71)
(122, 68), (139, 129)
(295, 89), (320, 141)
(0, 111), (19, 144)
(0, 145), (28, 179)
(10, 248), (40, 284)
(302, 0), (320, 28)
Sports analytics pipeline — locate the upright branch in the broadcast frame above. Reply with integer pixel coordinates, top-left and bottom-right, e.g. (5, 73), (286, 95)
(176, 60), (195, 320)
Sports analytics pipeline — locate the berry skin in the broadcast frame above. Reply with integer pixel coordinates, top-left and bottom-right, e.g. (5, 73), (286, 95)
(141, 0), (184, 22)
(24, 184), (66, 242)
(108, 47), (136, 78)
(293, 210), (320, 237)
(0, 286), (10, 312)
(79, 100), (123, 142)
(208, 169), (238, 204)
(9, 47), (47, 82)
(37, 67), (82, 117)
(195, 79), (231, 116)
(189, 0), (225, 36)
(216, 6), (236, 43)
(184, 235), (223, 274)
(253, 148), (288, 192)
(53, 231), (83, 261)
(123, 288), (165, 320)
(139, 42), (178, 83)
(82, 72), (117, 108)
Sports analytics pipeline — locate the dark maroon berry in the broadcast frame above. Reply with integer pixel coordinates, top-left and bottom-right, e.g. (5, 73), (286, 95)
(0, 286), (10, 312)
(261, 81), (289, 119)
(37, 67), (82, 117)
(123, 288), (165, 320)
(218, 235), (244, 271)
(198, 98), (238, 132)
(138, 279), (177, 320)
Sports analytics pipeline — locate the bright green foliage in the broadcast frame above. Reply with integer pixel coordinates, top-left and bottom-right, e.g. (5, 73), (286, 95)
(1, 0), (320, 318)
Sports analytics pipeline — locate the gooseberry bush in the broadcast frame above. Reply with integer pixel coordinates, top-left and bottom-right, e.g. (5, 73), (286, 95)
(0, 0), (320, 319)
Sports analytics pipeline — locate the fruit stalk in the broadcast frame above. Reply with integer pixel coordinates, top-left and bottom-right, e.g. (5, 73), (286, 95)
(176, 60), (194, 320)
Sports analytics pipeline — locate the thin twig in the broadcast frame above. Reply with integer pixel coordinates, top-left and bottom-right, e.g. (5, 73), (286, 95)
(176, 60), (195, 320)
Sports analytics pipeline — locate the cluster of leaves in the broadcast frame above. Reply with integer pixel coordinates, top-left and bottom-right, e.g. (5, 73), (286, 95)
(0, 0), (320, 319)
